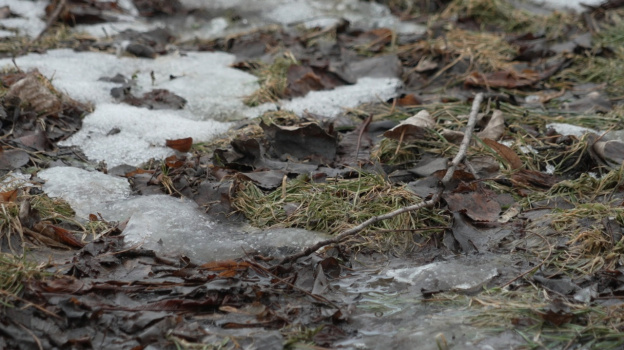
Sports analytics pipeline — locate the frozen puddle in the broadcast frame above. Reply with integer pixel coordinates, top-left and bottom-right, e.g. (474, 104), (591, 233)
(38, 167), (327, 261)
(332, 255), (517, 350)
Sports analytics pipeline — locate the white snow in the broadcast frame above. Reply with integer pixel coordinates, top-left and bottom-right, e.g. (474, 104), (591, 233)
(546, 123), (598, 138)
(246, 77), (403, 119)
(180, 0), (426, 39)
(60, 103), (233, 168)
(0, 171), (31, 191)
(0, 0), (46, 38)
(1, 49), (258, 121)
(282, 77), (402, 117)
(0, 49), (259, 166)
(542, 0), (605, 12)
(1, 48), (402, 166)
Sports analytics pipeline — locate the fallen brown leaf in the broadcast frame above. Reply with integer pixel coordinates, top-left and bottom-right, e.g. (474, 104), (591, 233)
(166, 137), (193, 152)
(384, 110), (435, 142)
(482, 138), (523, 170)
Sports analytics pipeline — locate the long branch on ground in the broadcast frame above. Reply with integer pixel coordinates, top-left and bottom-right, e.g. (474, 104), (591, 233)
(279, 93), (485, 265)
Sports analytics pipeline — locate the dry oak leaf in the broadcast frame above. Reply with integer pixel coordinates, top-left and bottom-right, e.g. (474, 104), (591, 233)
(446, 191), (501, 222)
(384, 110), (435, 142)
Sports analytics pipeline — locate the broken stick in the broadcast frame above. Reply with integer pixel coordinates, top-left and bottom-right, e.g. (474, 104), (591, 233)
(279, 93), (485, 265)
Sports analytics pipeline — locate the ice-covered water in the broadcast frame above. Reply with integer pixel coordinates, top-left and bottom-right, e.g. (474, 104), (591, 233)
(386, 261), (499, 292)
(330, 254), (519, 350)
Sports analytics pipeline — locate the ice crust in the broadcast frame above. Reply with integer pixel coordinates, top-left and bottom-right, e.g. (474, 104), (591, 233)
(38, 167), (327, 261)
(386, 261), (499, 292)
(39, 167), (131, 219)
(60, 103), (233, 168)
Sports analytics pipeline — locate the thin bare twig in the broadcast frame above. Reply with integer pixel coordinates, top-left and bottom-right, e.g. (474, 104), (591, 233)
(279, 93), (485, 265)
(33, 0), (67, 44)
(17, 322), (43, 350)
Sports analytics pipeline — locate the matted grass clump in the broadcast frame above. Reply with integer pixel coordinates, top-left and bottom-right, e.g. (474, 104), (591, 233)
(520, 168), (624, 276)
(0, 253), (46, 307)
(233, 173), (449, 253)
(243, 54), (298, 106)
(0, 25), (91, 58)
(465, 287), (624, 349)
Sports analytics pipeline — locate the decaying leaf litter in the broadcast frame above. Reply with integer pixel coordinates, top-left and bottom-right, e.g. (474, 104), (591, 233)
(2, 0), (624, 348)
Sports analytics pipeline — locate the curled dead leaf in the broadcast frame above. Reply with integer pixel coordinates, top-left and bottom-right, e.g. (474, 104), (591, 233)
(482, 138), (523, 170)
(392, 93), (421, 106)
(476, 110), (505, 140)
(592, 139), (624, 168)
(511, 169), (557, 189)
(199, 260), (250, 271)
(124, 168), (155, 177)
(384, 110), (435, 142)
(445, 191), (501, 222)
(166, 137), (193, 152)
(440, 129), (464, 144)
(414, 57), (438, 72)
(34, 222), (85, 248)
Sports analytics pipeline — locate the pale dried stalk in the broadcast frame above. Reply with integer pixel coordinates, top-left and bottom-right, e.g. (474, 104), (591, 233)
(279, 93), (485, 265)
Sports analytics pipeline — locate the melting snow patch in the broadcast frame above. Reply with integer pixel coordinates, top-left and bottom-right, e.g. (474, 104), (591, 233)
(59, 103), (232, 167)
(281, 77), (401, 117)
(542, 0), (604, 12)
(0, 0), (46, 38)
(0, 172), (31, 191)
(0, 49), (259, 120)
(38, 167), (328, 261)
(0, 49), (261, 166)
(180, 0), (425, 40)
(248, 77), (402, 119)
